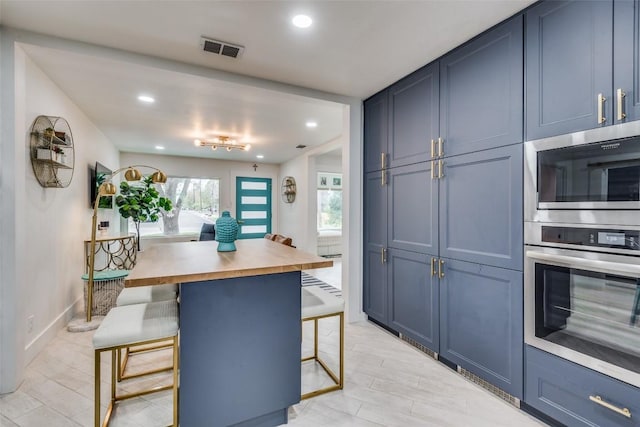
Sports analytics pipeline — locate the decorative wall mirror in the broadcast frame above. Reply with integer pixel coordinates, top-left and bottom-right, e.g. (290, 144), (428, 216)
(281, 176), (297, 203)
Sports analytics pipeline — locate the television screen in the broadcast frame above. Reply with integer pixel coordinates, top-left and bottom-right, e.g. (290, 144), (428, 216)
(90, 162), (113, 209)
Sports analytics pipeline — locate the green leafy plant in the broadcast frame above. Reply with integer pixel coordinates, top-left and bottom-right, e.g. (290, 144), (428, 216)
(115, 175), (172, 250)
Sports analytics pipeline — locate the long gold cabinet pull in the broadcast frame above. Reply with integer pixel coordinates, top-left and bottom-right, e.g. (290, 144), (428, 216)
(438, 160), (444, 179)
(381, 152), (387, 170)
(617, 89), (627, 121)
(438, 259), (445, 279)
(588, 395), (631, 418)
(381, 170), (386, 186)
(430, 139), (436, 159)
(431, 258), (437, 276)
(381, 248), (387, 264)
(597, 93), (607, 124)
(431, 160), (436, 179)
(438, 137), (444, 158)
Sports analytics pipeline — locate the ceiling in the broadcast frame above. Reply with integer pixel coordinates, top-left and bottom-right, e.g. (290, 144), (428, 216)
(1, 0), (535, 164)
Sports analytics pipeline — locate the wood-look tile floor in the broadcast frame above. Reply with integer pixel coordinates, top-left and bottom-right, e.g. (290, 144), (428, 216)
(0, 314), (547, 427)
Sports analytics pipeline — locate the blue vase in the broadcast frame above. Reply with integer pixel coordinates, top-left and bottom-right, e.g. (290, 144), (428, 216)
(215, 211), (239, 252)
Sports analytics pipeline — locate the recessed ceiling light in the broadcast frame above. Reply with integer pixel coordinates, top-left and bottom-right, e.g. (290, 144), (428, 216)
(306, 121), (318, 128)
(292, 14), (312, 28)
(155, 145), (165, 150)
(138, 95), (155, 103)
(256, 155), (264, 159)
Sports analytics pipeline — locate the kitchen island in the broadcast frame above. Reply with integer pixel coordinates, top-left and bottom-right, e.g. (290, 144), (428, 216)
(125, 239), (332, 427)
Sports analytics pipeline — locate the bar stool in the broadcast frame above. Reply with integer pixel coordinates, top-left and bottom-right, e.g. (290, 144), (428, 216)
(115, 284), (178, 381)
(93, 300), (179, 427)
(301, 286), (345, 400)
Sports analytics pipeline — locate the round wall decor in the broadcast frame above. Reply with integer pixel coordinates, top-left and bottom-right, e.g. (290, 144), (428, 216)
(281, 176), (297, 203)
(29, 115), (75, 188)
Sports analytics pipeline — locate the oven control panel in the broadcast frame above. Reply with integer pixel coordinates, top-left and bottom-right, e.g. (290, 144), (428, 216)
(542, 226), (640, 251)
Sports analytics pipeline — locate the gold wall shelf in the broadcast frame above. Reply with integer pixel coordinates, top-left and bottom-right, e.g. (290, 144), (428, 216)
(29, 115), (75, 188)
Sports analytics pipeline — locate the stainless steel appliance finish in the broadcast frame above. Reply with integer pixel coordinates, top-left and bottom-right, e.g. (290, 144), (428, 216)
(525, 121), (640, 225)
(524, 223), (640, 388)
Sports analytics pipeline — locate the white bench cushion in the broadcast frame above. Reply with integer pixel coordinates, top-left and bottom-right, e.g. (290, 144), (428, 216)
(116, 284), (178, 306)
(93, 300), (178, 350)
(302, 286), (344, 319)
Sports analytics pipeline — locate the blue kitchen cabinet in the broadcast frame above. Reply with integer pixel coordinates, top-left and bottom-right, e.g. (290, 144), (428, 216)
(526, 1), (614, 140)
(387, 162), (437, 256)
(439, 258), (523, 398)
(614, 0), (640, 123)
(439, 144), (523, 270)
(440, 14), (523, 157)
(388, 63), (439, 169)
(364, 90), (388, 173)
(526, 346), (640, 427)
(388, 248), (439, 353)
(363, 171), (388, 323)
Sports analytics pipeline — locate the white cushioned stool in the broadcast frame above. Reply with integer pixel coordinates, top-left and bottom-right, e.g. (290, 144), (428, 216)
(93, 300), (179, 427)
(115, 283), (178, 382)
(301, 286), (345, 400)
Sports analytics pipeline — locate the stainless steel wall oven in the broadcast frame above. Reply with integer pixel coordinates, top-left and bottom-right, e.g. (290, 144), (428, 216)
(524, 122), (640, 388)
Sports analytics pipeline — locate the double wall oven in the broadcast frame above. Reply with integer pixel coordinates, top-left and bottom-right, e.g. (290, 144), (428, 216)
(524, 121), (640, 388)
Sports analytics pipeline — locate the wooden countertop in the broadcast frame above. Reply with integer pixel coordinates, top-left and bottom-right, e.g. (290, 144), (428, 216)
(125, 239), (333, 287)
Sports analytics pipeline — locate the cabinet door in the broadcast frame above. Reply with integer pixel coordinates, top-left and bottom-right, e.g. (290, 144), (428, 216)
(363, 171), (388, 323)
(526, 0), (613, 140)
(439, 259), (523, 398)
(387, 162), (437, 256)
(388, 249), (439, 353)
(440, 15), (523, 157)
(388, 63), (439, 168)
(364, 90), (388, 173)
(439, 144), (523, 270)
(614, 0), (640, 123)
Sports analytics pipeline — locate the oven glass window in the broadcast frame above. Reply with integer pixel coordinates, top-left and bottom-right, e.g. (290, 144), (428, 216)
(538, 136), (640, 203)
(535, 263), (640, 374)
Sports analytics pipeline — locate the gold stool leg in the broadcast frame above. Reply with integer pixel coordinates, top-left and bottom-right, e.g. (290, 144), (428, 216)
(94, 349), (101, 427)
(172, 336), (179, 427)
(339, 312), (344, 389)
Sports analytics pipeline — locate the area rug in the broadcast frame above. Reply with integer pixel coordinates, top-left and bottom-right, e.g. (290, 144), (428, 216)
(301, 272), (342, 298)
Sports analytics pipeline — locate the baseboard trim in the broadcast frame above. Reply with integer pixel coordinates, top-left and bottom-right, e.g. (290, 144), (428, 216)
(24, 297), (82, 365)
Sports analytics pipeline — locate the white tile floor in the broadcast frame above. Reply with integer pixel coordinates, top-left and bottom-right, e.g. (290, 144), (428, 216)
(0, 314), (547, 427)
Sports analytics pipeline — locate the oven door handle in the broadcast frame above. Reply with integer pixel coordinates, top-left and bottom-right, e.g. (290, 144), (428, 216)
(526, 250), (640, 277)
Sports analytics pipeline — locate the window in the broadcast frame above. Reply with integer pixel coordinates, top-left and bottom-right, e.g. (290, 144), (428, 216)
(317, 173), (342, 231)
(131, 177), (220, 237)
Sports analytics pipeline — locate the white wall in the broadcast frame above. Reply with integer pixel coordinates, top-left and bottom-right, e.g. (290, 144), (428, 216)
(0, 38), (119, 392)
(120, 152), (280, 242)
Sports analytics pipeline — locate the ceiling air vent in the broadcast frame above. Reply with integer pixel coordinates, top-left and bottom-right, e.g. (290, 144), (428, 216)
(296, 144), (307, 149)
(200, 36), (244, 59)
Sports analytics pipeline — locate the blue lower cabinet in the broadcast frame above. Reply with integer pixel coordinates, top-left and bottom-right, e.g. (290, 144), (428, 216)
(439, 258), (523, 398)
(525, 346), (640, 427)
(388, 248), (439, 353)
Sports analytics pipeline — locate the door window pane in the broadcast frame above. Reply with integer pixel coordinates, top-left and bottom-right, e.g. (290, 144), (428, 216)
(241, 211), (267, 219)
(241, 181), (267, 190)
(242, 225), (267, 234)
(241, 196), (267, 204)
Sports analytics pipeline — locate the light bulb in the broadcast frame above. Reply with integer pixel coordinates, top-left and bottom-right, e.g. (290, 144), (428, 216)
(194, 139), (202, 147)
(244, 144), (251, 151)
(211, 145), (217, 151)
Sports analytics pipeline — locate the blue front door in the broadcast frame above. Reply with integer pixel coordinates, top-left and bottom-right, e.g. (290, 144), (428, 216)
(235, 177), (272, 239)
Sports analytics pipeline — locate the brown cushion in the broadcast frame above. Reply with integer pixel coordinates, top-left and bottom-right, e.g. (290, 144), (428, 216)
(264, 233), (276, 240)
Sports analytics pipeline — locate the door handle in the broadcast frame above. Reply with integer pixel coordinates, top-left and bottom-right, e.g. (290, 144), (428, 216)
(617, 88), (626, 121)
(381, 170), (387, 186)
(438, 137), (444, 158)
(431, 139), (436, 159)
(237, 220), (245, 224)
(381, 247), (387, 264)
(597, 93), (606, 124)
(431, 160), (436, 179)
(438, 259), (445, 279)
(438, 160), (444, 179)
(431, 257), (437, 276)
(381, 152), (386, 169)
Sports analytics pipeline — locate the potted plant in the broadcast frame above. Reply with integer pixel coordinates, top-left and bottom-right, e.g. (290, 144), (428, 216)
(115, 175), (172, 251)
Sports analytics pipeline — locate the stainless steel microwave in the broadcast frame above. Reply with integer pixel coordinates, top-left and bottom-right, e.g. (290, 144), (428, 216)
(525, 121), (640, 226)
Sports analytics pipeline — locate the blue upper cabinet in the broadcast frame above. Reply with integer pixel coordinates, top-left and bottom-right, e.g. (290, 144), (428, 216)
(439, 144), (523, 270)
(614, 0), (640, 123)
(526, 1), (614, 140)
(364, 90), (388, 173)
(440, 15), (523, 157)
(388, 63), (439, 169)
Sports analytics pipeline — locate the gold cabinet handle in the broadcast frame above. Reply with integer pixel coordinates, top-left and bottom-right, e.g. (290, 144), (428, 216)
(589, 395), (631, 418)
(381, 152), (387, 169)
(381, 247), (387, 264)
(431, 139), (436, 159)
(431, 257), (437, 276)
(431, 160), (436, 179)
(597, 93), (606, 124)
(381, 170), (386, 186)
(438, 160), (444, 179)
(617, 88), (626, 121)
(438, 259), (445, 279)
(438, 137), (444, 158)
